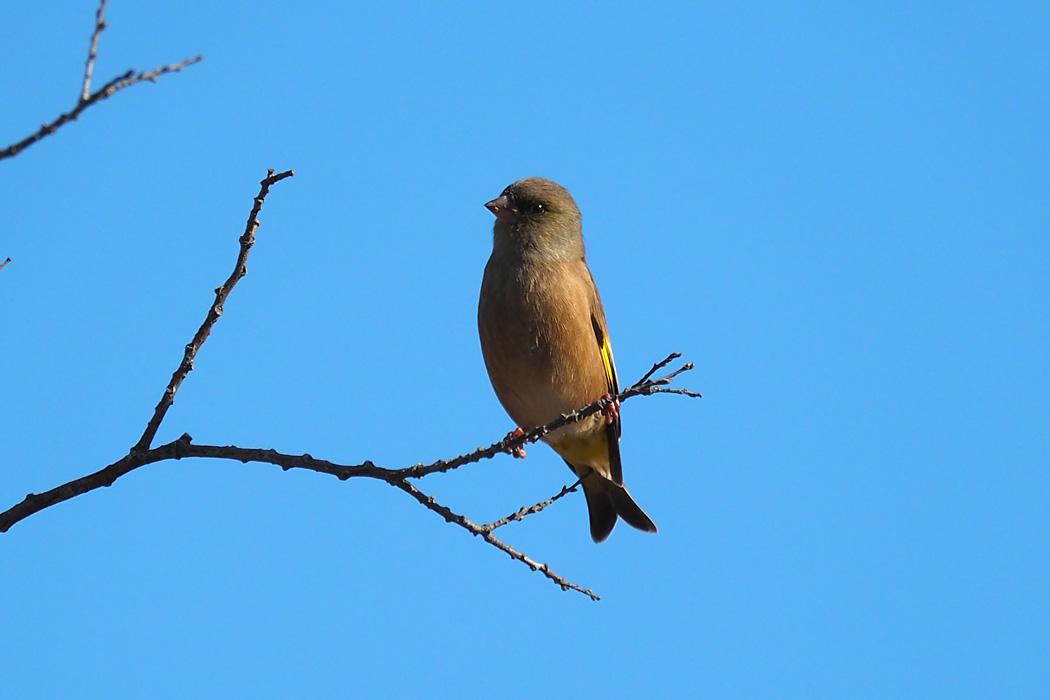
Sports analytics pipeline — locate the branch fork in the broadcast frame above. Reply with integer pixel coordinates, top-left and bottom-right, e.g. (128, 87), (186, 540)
(0, 0), (202, 163)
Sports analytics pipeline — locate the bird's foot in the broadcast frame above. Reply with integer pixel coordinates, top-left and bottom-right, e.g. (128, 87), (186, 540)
(503, 427), (527, 459)
(601, 394), (620, 425)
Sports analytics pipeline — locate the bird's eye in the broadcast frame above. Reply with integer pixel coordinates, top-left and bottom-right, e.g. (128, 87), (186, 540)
(529, 202), (547, 214)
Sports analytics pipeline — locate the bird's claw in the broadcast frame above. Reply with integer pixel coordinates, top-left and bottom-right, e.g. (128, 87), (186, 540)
(602, 394), (620, 424)
(503, 427), (527, 459)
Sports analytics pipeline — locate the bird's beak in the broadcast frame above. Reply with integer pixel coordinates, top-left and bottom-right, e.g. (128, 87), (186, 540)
(484, 195), (515, 221)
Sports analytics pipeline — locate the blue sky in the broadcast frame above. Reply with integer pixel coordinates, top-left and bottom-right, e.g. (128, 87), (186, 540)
(2, 1), (1048, 697)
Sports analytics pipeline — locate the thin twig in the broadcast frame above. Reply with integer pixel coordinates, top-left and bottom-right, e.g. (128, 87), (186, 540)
(637, 352), (680, 385)
(131, 169), (294, 453)
(389, 479), (601, 600)
(82, 0), (108, 102)
(644, 385), (703, 398)
(398, 361), (702, 480)
(0, 2), (201, 163)
(481, 481), (580, 531)
(0, 258), (10, 272)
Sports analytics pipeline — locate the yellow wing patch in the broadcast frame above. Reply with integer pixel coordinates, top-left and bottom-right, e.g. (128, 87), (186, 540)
(591, 314), (619, 397)
(591, 313), (624, 485)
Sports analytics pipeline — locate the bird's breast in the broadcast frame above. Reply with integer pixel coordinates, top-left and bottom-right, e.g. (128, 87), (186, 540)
(478, 256), (607, 432)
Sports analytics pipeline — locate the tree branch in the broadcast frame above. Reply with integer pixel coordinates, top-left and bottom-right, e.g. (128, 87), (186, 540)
(0, 361), (697, 535)
(388, 479), (601, 600)
(82, 0), (109, 102)
(0, 168), (296, 532)
(0, 258), (10, 273)
(0, 0), (202, 163)
(131, 168), (295, 454)
(481, 481), (581, 532)
(396, 355), (702, 481)
(0, 350), (699, 598)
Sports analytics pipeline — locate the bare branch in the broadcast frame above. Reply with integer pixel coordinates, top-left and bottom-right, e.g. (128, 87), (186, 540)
(0, 3), (202, 163)
(82, 0), (109, 101)
(1, 168), (295, 531)
(0, 436), (602, 596)
(132, 168), (294, 453)
(397, 361), (702, 480)
(0, 258), (10, 272)
(0, 441), (173, 533)
(638, 352), (681, 385)
(0, 352), (699, 599)
(481, 481), (580, 532)
(0, 358), (698, 536)
(388, 479), (601, 600)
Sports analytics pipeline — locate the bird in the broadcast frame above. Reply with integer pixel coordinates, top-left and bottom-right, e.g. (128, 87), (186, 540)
(477, 177), (658, 543)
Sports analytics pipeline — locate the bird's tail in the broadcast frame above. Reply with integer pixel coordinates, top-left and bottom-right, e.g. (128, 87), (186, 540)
(581, 472), (658, 543)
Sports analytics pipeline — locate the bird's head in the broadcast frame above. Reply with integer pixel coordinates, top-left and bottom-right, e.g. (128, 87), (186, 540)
(485, 177), (584, 259)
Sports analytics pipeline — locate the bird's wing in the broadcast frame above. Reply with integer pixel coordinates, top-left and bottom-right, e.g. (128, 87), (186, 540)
(587, 271), (623, 486)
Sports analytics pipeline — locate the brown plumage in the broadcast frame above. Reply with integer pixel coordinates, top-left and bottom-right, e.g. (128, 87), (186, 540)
(477, 177), (657, 542)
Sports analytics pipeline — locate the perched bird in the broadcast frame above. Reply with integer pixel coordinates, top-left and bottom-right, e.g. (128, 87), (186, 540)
(478, 177), (658, 543)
